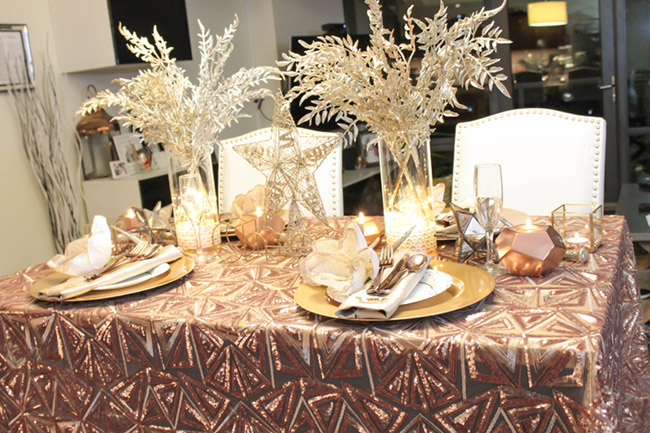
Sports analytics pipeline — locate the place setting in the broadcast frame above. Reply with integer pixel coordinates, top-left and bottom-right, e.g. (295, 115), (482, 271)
(31, 215), (194, 302)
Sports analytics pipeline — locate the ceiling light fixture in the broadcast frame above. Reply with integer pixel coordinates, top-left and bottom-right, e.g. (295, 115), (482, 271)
(527, 1), (568, 27)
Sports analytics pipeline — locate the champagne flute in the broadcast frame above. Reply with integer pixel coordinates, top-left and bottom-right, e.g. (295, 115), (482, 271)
(179, 173), (207, 264)
(474, 164), (506, 276)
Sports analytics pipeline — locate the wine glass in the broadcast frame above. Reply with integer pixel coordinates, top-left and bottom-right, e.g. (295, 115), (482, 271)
(179, 173), (208, 264)
(474, 164), (507, 276)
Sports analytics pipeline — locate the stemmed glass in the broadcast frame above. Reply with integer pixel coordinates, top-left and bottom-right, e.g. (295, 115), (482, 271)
(474, 164), (507, 276)
(179, 173), (208, 264)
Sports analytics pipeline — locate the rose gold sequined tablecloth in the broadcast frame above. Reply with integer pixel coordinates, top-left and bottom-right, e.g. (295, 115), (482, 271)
(0, 215), (648, 432)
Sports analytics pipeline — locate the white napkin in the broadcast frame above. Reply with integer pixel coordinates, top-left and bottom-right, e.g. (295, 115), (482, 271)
(47, 215), (113, 276)
(38, 245), (183, 300)
(335, 251), (431, 320)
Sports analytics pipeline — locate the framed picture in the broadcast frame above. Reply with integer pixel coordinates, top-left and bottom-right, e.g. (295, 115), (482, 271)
(0, 24), (35, 91)
(109, 161), (130, 179)
(112, 132), (143, 173)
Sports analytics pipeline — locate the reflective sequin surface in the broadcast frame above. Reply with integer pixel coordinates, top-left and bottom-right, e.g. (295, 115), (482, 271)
(0, 216), (648, 432)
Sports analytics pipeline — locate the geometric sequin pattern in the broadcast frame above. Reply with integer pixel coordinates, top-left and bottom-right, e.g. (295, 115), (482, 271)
(0, 215), (648, 432)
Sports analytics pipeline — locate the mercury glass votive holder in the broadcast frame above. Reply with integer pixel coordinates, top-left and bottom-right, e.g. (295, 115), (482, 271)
(551, 204), (603, 252)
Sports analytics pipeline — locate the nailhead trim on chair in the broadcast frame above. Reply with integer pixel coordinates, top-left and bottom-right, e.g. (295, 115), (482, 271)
(452, 108), (605, 209)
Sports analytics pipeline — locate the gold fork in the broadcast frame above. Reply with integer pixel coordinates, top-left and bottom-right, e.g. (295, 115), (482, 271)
(367, 245), (394, 294)
(84, 239), (151, 281)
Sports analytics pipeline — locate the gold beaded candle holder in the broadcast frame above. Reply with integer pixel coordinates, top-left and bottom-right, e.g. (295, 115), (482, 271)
(233, 207), (285, 250)
(551, 204), (603, 252)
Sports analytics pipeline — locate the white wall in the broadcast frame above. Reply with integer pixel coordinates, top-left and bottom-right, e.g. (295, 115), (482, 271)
(0, 0), (63, 274)
(0, 0), (339, 275)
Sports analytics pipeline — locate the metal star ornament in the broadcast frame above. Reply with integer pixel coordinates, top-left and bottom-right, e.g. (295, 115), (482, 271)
(450, 202), (514, 263)
(450, 203), (487, 263)
(233, 91), (340, 226)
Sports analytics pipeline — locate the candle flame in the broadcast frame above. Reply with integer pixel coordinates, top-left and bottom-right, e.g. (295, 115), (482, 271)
(126, 208), (136, 218)
(255, 206), (264, 217)
(357, 212), (366, 223)
(524, 218), (533, 229)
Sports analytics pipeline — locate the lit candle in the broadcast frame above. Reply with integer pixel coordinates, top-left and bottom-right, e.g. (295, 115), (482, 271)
(515, 218), (543, 233)
(119, 207), (139, 230)
(234, 206), (285, 249)
(566, 232), (589, 249)
(354, 212), (381, 246)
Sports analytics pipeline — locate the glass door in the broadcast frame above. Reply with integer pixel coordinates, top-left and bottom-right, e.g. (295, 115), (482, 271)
(616, 0), (650, 190)
(492, 0), (619, 202)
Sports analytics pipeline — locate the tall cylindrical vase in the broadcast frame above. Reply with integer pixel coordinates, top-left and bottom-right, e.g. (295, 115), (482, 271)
(377, 129), (437, 254)
(168, 151), (220, 255)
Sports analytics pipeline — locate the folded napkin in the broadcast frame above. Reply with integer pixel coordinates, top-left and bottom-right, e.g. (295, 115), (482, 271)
(38, 245), (183, 300)
(336, 252), (431, 320)
(47, 215), (113, 276)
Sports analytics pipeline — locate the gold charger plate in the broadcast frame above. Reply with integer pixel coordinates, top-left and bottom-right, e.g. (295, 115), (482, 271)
(294, 260), (495, 321)
(30, 256), (195, 302)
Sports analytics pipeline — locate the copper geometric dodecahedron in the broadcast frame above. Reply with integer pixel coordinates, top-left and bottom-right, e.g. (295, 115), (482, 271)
(495, 225), (566, 277)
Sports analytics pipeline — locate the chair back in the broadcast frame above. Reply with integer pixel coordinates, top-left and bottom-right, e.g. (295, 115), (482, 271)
(451, 108), (606, 215)
(218, 127), (343, 216)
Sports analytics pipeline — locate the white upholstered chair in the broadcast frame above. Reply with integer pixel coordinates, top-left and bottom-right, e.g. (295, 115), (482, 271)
(451, 108), (606, 216)
(218, 127), (344, 216)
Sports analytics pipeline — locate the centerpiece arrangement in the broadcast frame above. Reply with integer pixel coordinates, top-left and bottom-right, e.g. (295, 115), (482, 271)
(281, 0), (510, 252)
(76, 17), (279, 258)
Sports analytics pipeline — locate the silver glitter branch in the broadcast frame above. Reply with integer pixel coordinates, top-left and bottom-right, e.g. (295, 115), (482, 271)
(280, 0), (510, 212)
(9, 57), (83, 252)
(75, 17), (280, 166)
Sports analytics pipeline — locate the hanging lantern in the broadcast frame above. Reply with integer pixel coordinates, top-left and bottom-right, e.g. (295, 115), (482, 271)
(76, 86), (120, 179)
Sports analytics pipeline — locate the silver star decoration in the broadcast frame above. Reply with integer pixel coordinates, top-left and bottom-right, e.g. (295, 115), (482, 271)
(134, 202), (174, 243)
(233, 91), (340, 226)
(450, 203), (513, 263)
(450, 203), (487, 263)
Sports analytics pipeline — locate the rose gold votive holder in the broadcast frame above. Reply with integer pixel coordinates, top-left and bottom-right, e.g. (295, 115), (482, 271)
(353, 212), (383, 246)
(234, 212), (285, 249)
(495, 222), (566, 277)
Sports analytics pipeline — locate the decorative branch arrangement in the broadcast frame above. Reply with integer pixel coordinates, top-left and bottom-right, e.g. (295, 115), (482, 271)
(9, 58), (83, 252)
(280, 0), (510, 143)
(280, 0), (510, 241)
(76, 17), (279, 168)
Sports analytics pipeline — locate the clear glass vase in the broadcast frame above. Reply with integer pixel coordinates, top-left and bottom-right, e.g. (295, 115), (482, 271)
(377, 129), (437, 254)
(167, 151), (220, 258)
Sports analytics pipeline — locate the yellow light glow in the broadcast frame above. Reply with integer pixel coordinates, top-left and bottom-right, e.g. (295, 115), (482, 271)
(527, 1), (568, 27)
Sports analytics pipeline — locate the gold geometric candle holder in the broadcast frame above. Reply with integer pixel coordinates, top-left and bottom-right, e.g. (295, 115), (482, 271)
(551, 204), (603, 252)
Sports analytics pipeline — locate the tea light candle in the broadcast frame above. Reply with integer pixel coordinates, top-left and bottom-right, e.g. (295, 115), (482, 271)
(119, 208), (139, 230)
(566, 232), (589, 249)
(235, 206), (285, 249)
(515, 218), (542, 233)
(354, 212), (381, 246)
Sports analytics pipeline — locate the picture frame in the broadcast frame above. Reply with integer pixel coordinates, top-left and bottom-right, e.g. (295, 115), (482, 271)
(112, 132), (143, 174)
(0, 24), (35, 91)
(109, 161), (130, 179)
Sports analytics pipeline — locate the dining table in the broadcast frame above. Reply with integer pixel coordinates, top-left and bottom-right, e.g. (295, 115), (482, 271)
(0, 215), (649, 432)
